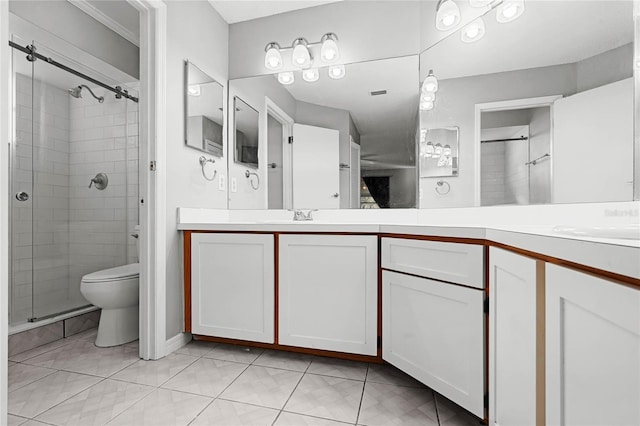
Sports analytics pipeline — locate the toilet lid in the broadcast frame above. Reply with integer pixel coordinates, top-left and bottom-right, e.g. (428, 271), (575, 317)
(82, 263), (139, 283)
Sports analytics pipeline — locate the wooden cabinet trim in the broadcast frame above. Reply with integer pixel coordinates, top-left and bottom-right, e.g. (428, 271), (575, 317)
(183, 231), (192, 333)
(193, 334), (384, 363)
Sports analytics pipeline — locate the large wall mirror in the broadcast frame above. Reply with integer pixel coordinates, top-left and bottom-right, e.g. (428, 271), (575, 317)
(224, 0), (637, 210)
(419, 0), (635, 208)
(184, 61), (224, 156)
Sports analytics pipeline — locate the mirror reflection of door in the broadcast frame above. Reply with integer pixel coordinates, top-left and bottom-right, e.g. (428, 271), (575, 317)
(292, 123), (340, 209)
(267, 114), (284, 209)
(480, 106), (552, 206)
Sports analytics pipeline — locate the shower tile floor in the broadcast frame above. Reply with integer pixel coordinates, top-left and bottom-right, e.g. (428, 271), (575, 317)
(7, 329), (481, 426)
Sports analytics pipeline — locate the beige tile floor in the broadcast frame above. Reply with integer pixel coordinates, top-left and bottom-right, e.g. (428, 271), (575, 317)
(7, 329), (481, 426)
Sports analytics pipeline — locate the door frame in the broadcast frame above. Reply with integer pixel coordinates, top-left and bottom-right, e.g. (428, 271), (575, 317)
(264, 97), (294, 209)
(473, 95), (561, 207)
(350, 138), (361, 208)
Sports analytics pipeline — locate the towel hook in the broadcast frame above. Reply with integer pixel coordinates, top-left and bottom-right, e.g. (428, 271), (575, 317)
(245, 169), (260, 190)
(435, 180), (450, 195)
(199, 156), (217, 181)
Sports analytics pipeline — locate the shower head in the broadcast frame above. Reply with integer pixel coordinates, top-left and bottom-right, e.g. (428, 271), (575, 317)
(68, 84), (104, 103)
(68, 86), (82, 98)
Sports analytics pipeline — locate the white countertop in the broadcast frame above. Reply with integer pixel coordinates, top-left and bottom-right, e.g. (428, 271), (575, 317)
(177, 203), (640, 280)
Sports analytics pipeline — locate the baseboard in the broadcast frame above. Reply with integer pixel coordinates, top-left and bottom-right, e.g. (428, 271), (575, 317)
(163, 332), (191, 357)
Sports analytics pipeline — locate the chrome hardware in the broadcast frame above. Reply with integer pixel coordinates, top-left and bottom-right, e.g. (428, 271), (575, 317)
(435, 180), (451, 195)
(332, 193), (339, 198)
(292, 209), (317, 221)
(245, 170), (260, 190)
(89, 173), (108, 190)
(15, 191), (29, 201)
(199, 156), (217, 181)
(130, 231), (139, 239)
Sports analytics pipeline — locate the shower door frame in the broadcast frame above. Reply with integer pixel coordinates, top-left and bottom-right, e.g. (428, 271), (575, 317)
(473, 95), (562, 207)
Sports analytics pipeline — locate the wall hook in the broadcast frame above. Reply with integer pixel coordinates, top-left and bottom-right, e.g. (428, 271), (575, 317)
(199, 156), (217, 181)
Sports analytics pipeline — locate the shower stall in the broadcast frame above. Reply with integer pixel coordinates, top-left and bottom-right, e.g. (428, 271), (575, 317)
(8, 37), (139, 330)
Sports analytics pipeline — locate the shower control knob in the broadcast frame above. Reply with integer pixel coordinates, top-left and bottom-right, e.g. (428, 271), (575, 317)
(15, 191), (29, 201)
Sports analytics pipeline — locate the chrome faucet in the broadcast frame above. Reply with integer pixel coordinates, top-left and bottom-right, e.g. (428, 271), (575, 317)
(292, 209), (317, 221)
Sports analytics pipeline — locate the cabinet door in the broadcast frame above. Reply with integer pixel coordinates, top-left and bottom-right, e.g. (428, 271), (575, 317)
(191, 233), (274, 343)
(546, 264), (640, 426)
(382, 270), (484, 417)
(489, 248), (538, 426)
(278, 234), (377, 355)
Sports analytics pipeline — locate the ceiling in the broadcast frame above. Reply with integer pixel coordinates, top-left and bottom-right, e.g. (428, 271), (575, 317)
(207, 0), (343, 24)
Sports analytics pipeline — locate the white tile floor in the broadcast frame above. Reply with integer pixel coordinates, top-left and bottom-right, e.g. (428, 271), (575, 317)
(7, 329), (482, 426)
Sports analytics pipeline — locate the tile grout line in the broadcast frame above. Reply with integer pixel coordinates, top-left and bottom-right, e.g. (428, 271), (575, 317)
(270, 353), (314, 426)
(354, 363), (371, 426)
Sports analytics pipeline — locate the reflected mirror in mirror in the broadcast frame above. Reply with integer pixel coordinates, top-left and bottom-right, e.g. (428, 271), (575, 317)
(419, 0), (635, 208)
(234, 96), (259, 169)
(184, 61), (224, 156)
(229, 55), (419, 209)
(419, 127), (458, 178)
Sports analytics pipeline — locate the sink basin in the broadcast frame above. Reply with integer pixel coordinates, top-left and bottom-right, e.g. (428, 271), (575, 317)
(552, 224), (640, 240)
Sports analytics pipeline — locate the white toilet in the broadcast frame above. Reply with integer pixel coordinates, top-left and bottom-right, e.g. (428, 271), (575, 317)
(80, 227), (140, 347)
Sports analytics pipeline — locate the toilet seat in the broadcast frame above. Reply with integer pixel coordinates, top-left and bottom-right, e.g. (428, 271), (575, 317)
(82, 263), (139, 283)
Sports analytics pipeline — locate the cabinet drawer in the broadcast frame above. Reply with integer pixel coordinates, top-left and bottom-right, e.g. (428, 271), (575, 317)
(382, 237), (484, 289)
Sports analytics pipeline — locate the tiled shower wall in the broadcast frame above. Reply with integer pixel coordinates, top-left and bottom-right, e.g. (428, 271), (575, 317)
(12, 73), (71, 323)
(10, 73), (139, 325)
(68, 87), (139, 302)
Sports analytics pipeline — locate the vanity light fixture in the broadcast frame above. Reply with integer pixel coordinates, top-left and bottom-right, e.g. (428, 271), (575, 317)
(422, 70), (439, 93)
(291, 38), (312, 68)
(264, 42), (283, 71)
(328, 64), (346, 79)
(302, 68), (320, 82)
(420, 101), (434, 111)
(187, 84), (201, 96)
(496, 0), (525, 23)
(425, 141), (435, 156)
(435, 0), (461, 31)
(469, 0), (492, 7)
(461, 17), (486, 43)
(421, 92), (436, 102)
(443, 144), (452, 156)
(278, 71), (295, 85)
(320, 33), (340, 63)
(434, 143), (443, 157)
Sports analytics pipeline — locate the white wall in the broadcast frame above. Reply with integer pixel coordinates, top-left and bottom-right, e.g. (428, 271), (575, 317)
(9, 0), (139, 79)
(165, 1), (229, 340)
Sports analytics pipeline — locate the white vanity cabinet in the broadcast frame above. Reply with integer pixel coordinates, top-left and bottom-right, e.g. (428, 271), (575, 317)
(546, 264), (640, 426)
(278, 234), (378, 355)
(190, 233), (275, 343)
(488, 247), (539, 426)
(381, 237), (486, 418)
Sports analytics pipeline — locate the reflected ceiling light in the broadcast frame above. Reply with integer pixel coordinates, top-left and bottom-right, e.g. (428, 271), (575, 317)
(278, 72), (295, 85)
(291, 38), (312, 68)
(328, 64), (346, 79)
(421, 92), (436, 102)
(320, 33), (340, 63)
(443, 144), (452, 156)
(264, 42), (283, 71)
(302, 68), (320, 82)
(461, 17), (486, 43)
(425, 141), (435, 156)
(422, 70), (439, 93)
(435, 0), (461, 31)
(469, 0), (492, 6)
(420, 101), (434, 111)
(434, 143), (443, 157)
(496, 0), (525, 23)
(188, 84), (201, 96)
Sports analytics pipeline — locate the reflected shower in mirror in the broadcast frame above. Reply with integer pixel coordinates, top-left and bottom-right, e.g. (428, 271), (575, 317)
(233, 96), (260, 169)
(229, 55), (419, 209)
(185, 60), (224, 156)
(419, 0), (635, 208)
